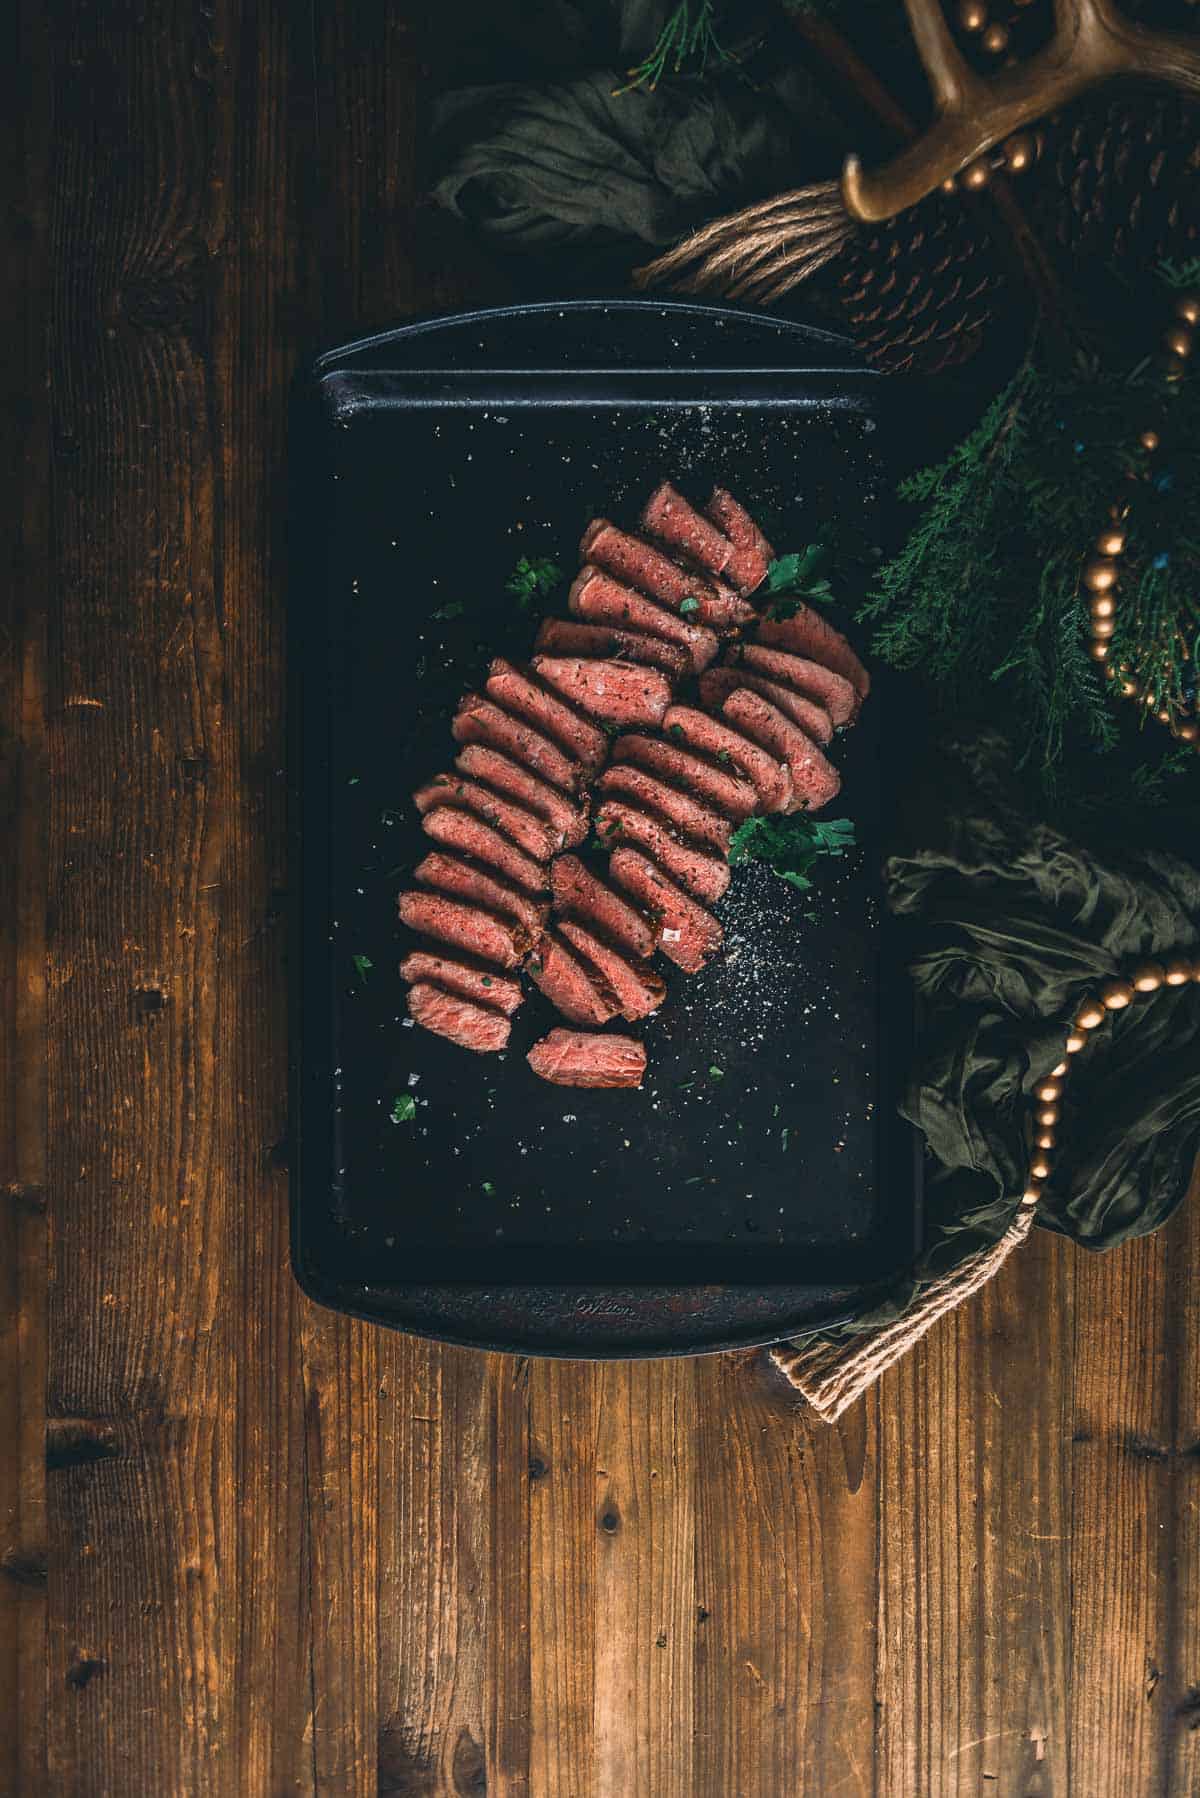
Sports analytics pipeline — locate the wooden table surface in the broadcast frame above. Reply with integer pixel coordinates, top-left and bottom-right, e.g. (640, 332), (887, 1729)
(5, 5), (1200, 1793)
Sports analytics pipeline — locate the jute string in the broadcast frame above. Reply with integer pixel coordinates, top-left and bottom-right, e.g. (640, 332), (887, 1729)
(634, 181), (853, 307)
(768, 1197), (1039, 1423)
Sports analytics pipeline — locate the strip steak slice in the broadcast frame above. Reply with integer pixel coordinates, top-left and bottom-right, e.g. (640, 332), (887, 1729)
(595, 800), (731, 906)
(396, 891), (528, 969)
(452, 693), (583, 795)
(580, 519), (754, 631)
(640, 482), (733, 579)
(720, 689), (842, 812)
(703, 487), (774, 594)
(698, 666), (833, 746)
(453, 743), (590, 847)
(414, 851), (548, 939)
(421, 807), (548, 896)
(755, 606), (870, 699)
(569, 568), (718, 672)
(550, 854), (656, 960)
(557, 919), (666, 1022)
(534, 616), (691, 682)
(485, 658), (608, 771)
(608, 846), (724, 973)
(661, 704), (793, 813)
(596, 764), (732, 852)
(527, 1028), (647, 1089)
(528, 931), (621, 1027)
(731, 643), (858, 729)
(531, 656), (672, 728)
(398, 950), (524, 1016)
(406, 982), (511, 1053)
(413, 774), (559, 859)
(612, 733), (757, 820)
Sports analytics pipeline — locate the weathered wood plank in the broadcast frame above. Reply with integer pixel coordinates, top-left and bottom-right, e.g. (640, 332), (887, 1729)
(528, 1360), (601, 1797)
(377, 1341), (529, 1794)
(692, 1351), (827, 1796)
(1165, 1160), (1200, 1796)
(592, 1359), (697, 1798)
(875, 1227), (1072, 1795)
(1069, 1231), (1172, 1792)
(1, 3), (51, 1793)
(41, 0), (311, 1789)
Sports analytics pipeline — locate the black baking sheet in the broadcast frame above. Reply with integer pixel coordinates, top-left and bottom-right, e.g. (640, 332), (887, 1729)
(290, 300), (922, 1354)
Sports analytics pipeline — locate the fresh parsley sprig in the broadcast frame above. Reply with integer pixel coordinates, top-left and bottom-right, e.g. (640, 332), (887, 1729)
(505, 555), (563, 612)
(764, 545), (836, 620)
(726, 812), (855, 891)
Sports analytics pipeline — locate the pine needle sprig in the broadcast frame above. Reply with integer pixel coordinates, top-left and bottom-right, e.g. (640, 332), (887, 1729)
(614, 1), (737, 95)
(862, 296), (1200, 799)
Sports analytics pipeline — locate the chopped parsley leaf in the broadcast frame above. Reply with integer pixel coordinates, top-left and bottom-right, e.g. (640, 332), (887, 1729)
(727, 812), (855, 892)
(708, 1064), (724, 1081)
(679, 596), (700, 616)
(482, 1180), (495, 1195)
(505, 554), (563, 611)
(668, 723), (684, 741)
(352, 953), (373, 984)
(432, 599), (465, 621)
(390, 1094), (417, 1125)
(481, 975), (493, 988)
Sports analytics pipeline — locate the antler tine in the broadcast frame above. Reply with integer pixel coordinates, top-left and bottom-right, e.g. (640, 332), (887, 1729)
(903, 0), (981, 112)
(842, 0), (1200, 225)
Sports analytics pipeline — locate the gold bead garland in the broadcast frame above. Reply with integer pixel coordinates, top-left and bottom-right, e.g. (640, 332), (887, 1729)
(1085, 288), (1200, 751)
(1021, 950), (1200, 1203)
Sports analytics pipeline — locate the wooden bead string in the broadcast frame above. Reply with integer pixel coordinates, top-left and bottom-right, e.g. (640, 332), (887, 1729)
(1021, 950), (1200, 1204)
(1085, 286), (1200, 750)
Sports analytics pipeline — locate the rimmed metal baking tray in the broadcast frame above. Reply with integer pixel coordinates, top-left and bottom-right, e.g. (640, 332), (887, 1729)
(289, 298), (923, 1356)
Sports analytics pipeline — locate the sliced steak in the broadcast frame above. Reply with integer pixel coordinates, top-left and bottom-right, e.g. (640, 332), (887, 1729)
(534, 616), (691, 682)
(703, 487), (774, 594)
(661, 704), (793, 814)
(530, 655), (672, 729)
(452, 693), (583, 795)
(550, 854), (656, 960)
(421, 806), (548, 897)
(580, 518), (754, 631)
(698, 666), (833, 746)
(608, 845), (724, 974)
(407, 982), (511, 1053)
(612, 733), (757, 821)
(720, 688), (842, 812)
(755, 605), (870, 699)
(527, 1028), (647, 1089)
(569, 568), (718, 672)
(398, 950), (524, 1016)
(454, 743), (590, 847)
(640, 481), (733, 580)
(557, 919), (666, 1022)
(731, 643), (858, 729)
(485, 658), (608, 771)
(527, 930), (621, 1027)
(414, 851), (548, 939)
(595, 800), (731, 906)
(396, 891), (528, 969)
(413, 774), (559, 860)
(596, 764), (732, 853)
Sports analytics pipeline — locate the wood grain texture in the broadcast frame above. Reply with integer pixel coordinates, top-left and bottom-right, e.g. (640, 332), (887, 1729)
(8, 1), (1200, 1793)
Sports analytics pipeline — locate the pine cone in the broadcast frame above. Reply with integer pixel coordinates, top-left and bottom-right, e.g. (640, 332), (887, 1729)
(833, 199), (1005, 375)
(1035, 90), (1200, 268)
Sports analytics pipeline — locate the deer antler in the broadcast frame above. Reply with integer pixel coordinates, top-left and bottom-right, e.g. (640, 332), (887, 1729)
(842, 0), (1200, 224)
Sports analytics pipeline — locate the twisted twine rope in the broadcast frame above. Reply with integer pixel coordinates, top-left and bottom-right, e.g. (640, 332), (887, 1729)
(634, 181), (852, 306)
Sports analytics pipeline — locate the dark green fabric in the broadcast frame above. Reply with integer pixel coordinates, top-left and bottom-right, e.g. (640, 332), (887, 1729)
(830, 736), (1200, 1337)
(432, 18), (846, 262)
